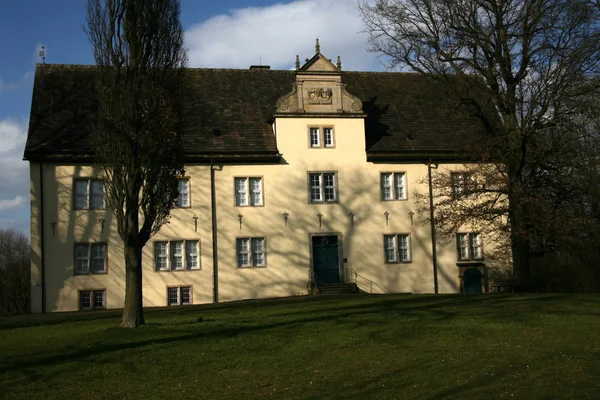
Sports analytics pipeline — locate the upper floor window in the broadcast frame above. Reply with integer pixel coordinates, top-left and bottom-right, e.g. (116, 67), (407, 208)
(309, 126), (335, 148)
(235, 177), (263, 206)
(176, 178), (190, 207)
(74, 179), (105, 210)
(74, 243), (107, 274)
(451, 172), (475, 199)
(154, 240), (200, 271)
(384, 234), (412, 263)
(237, 237), (266, 268)
(457, 233), (483, 261)
(308, 172), (338, 203)
(381, 172), (406, 200)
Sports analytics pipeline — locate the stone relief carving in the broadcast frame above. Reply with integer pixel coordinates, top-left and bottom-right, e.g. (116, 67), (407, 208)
(342, 84), (363, 112)
(275, 84), (297, 112)
(307, 88), (333, 104)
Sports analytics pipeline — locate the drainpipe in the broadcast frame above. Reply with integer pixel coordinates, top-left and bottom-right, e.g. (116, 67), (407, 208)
(210, 161), (219, 303)
(428, 160), (439, 294)
(39, 163), (46, 313)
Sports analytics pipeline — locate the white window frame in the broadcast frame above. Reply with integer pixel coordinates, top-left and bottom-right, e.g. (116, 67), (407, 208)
(74, 243), (107, 275)
(309, 127), (320, 147)
(381, 172), (406, 201)
(186, 240), (200, 270)
(79, 289), (106, 310)
(323, 127), (334, 148)
(167, 286), (192, 306)
(457, 232), (484, 261)
(451, 172), (475, 199)
(308, 172), (338, 203)
(176, 178), (190, 207)
(235, 177), (263, 206)
(74, 179), (105, 210)
(154, 240), (201, 271)
(237, 237), (267, 268)
(170, 241), (184, 270)
(383, 234), (412, 263)
(308, 126), (335, 148)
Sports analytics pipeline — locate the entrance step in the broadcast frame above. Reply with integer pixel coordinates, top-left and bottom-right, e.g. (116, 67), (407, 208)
(318, 283), (359, 295)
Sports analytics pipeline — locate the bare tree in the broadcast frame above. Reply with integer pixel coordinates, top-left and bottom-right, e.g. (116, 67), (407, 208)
(86, 0), (187, 327)
(0, 228), (30, 314)
(361, 0), (600, 288)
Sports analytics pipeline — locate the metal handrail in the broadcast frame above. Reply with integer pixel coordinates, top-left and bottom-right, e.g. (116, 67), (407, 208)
(308, 269), (318, 293)
(345, 268), (387, 294)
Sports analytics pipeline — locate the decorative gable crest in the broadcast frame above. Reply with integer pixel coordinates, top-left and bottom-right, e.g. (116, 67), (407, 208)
(275, 39), (364, 116)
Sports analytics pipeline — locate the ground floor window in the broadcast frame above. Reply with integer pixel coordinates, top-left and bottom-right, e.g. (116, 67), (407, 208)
(74, 243), (107, 274)
(154, 240), (201, 271)
(79, 289), (106, 310)
(236, 237), (266, 268)
(167, 286), (192, 306)
(456, 233), (483, 261)
(383, 234), (412, 263)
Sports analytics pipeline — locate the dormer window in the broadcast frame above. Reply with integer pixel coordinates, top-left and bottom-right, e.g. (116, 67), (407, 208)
(309, 126), (335, 148)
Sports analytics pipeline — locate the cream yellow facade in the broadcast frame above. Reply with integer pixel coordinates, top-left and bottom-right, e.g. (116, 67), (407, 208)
(28, 47), (498, 313)
(29, 125), (494, 312)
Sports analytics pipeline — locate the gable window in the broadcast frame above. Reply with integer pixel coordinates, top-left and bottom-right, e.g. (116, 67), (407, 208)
(457, 233), (483, 261)
(79, 289), (106, 310)
(383, 234), (411, 263)
(154, 240), (201, 271)
(237, 237), (266, 268)
(235, 177), (263, 206)
(451, 172), (475, 199)
(381, 172), (406, 200)
(308, 172), (338, 203)
(74, 179), (105, 210)
(308, 126), (335, 148)
(74, 243), (107, 274)
(167, 286), (192, 306)
(176, 178), (190, 207)
(310, 127), (320, 147)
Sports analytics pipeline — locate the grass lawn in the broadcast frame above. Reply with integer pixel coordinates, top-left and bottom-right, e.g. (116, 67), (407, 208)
(1, 294), (599, 399)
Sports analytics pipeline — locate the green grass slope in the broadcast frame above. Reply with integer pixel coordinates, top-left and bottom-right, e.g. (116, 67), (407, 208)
(1, 294), (599, 399)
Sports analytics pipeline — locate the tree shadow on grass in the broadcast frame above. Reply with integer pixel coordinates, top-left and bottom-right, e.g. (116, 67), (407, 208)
(3, 293), (591, 378)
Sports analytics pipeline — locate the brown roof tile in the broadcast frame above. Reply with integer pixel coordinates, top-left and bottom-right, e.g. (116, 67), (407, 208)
(24, 64), (485, 162)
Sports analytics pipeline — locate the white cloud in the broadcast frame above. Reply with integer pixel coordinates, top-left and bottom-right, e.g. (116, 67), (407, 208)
(0, 118), (29, 211)
(0, 196), (24, 212)
(185, 0), (382, 71)
(0, 119), (26, 154)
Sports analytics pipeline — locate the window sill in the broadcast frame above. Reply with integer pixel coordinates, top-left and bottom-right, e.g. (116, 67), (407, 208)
(456, 261), (485, 267)
(74, 272), (108, 276)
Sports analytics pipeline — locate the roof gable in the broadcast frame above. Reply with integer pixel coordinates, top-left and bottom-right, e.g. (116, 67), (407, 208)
(297, 39), (341, 73)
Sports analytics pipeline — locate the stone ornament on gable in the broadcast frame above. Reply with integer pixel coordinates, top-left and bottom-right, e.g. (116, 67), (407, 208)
(308, 88), (333, 104)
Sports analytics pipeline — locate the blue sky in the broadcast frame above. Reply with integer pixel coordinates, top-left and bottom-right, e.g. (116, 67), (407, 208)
(0, 0), (381, 235)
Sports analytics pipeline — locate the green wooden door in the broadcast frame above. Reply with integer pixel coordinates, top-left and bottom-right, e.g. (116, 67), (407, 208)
(312, 236), (340, 285)
(464, 268), (483, 293)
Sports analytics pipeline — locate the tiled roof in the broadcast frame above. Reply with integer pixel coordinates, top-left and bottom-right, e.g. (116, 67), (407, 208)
(24, 64), (486, 162)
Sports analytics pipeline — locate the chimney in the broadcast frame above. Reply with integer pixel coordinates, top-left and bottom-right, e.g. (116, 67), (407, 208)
(249, 65), (270, 70)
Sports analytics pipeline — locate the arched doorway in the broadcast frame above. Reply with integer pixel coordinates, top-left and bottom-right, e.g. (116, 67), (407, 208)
(463, 268), (483, 293)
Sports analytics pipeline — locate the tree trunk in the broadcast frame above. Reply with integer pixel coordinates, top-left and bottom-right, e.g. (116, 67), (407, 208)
(120, 233), (145, 328)
(507, 166), (532, 290)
